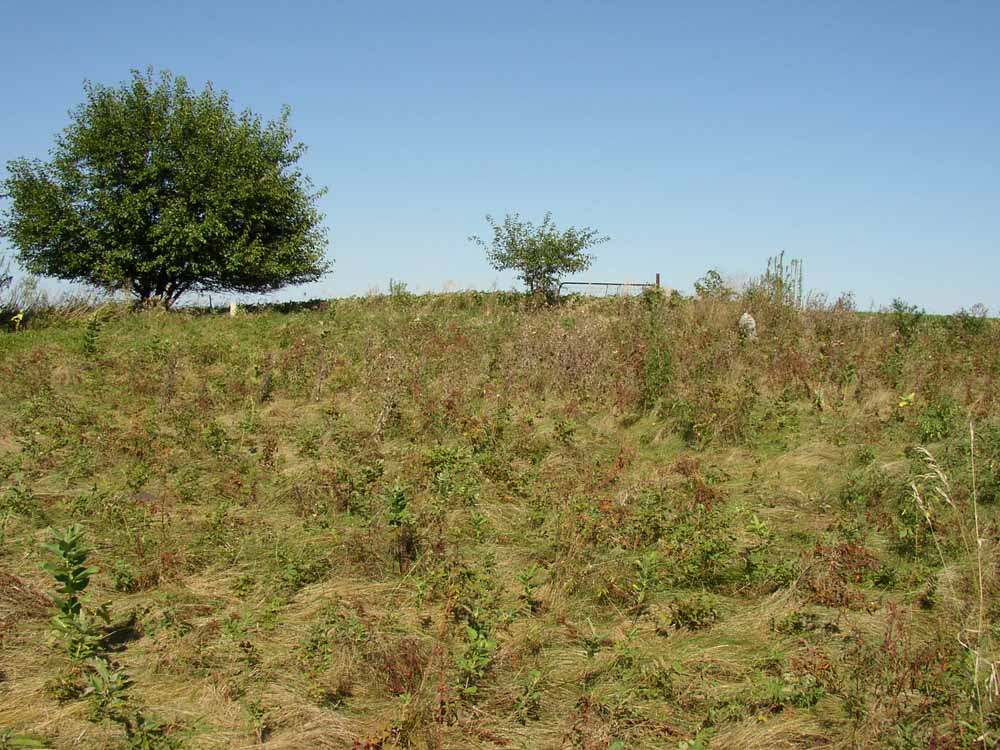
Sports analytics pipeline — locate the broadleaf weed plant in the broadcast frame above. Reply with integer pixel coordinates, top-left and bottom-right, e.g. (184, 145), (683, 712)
(41, 526), (180, 749)
(40, 525), (109, 660)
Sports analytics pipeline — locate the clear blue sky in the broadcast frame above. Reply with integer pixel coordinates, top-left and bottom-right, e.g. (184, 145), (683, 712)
(2, 1), (997, 312)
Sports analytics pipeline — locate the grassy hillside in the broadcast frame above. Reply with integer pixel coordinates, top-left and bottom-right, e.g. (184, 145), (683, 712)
(1, 288), (999, 749)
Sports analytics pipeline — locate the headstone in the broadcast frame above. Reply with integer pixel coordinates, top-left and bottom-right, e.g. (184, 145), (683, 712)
(739, 312), (757, 341)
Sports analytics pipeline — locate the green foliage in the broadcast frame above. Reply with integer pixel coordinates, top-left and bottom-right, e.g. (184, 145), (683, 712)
(383, 481), (419, 568)
(455, 621), (497, 698)
(677, 728), (716, 750)
(516, 564), (543, 614)
(746, 252), (804, 308)
(383, 481), (413, 528)
(388, 278), (410, 299)
(86, 657), (134, 722)
(741, 514), (798, 590)
(918, 395), (962, 443)
(641, 339), (674, 411)
(295, 424), (323, 459)
(658, 503), (737, 587)
(842, 613), (970, 747)
(334, 458), (384, 515)
(693, 269), (732, 300)
(121, 712), (182, 750)
(43, 667), (88, 703)
(202, 423), (230, 456)
(667, 376), (764, 448)
(553, 416), (577, 446)
(87, 658), (180, 750)
(947, 304), (990, 339)
(272, 542), (330, 595)
(111, 560), (139, 593)
(40, 525), (109, 660)
(425, 446), (479, 507)
(39, 527), (179, 748)
(630, 551), (661, 616)
(640, 285), (665, 310)
(1, 68), (328, 307)
(81, 314), (102, 356)
(854, 445), (876, 466)
(837, 466), (895, 513)
(0, 730), (50, 749)
(973, 425), (1000, 505)
(513, 669), (543, 723)
(300, 602), (369, 672)
(662, 592), (721, 631)
(470, 212), (608, 303)
(772, 610), (823, 635)
(1, 482), (36, 517)
(889, 298), (925, 344)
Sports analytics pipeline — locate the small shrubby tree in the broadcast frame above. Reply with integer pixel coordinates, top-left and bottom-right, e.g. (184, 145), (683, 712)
(471, 212), (607, 303)
(1, 68), (329, 308)
(693, 269), (734, 300)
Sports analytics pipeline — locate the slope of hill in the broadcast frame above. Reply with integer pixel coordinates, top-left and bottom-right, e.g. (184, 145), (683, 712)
(1, 290), (998, 749)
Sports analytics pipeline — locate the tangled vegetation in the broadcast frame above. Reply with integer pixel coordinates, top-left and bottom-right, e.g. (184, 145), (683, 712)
(1, 280), (998, 749)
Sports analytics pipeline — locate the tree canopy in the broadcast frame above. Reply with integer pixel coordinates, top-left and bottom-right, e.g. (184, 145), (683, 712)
(471, 212), (607, 303)
(1, 68), (329, 307)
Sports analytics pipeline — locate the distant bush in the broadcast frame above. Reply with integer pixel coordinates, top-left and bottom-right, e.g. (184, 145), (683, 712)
(946, 304), (990, 339)
(889, 298), (925, 343)
(693, 269), (733, 300)
(471, 212), (608, 304)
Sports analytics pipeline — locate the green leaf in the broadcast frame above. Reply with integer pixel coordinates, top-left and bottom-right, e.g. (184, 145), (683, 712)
(2, 68), (329, 307)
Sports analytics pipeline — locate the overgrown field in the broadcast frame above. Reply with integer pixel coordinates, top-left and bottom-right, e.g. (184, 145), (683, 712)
(2, 289), (1000, 749)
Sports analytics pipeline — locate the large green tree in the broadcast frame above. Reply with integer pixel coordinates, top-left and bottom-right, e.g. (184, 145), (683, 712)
(471, 212), (607, 303)
(1, 69), (329, 307)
